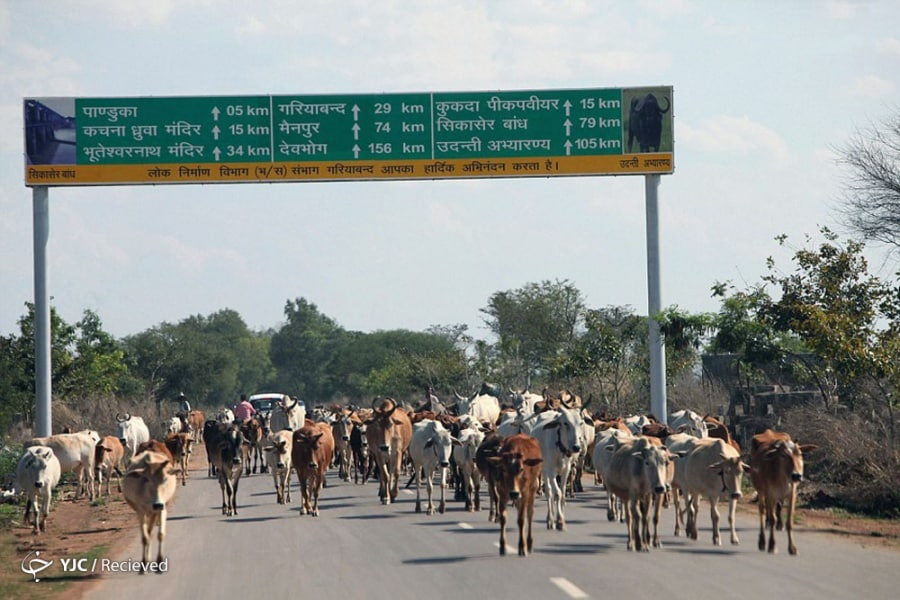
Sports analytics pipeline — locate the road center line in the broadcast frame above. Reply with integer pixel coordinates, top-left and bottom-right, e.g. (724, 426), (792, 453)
(458, 522), (473, 529)
(550, 577), (589, 599)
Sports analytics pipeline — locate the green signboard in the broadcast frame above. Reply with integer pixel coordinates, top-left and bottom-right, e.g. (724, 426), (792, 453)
(25, 87), (673, 186)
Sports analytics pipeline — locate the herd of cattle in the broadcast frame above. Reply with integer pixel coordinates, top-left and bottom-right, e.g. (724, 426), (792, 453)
(11, 385), (818, 571)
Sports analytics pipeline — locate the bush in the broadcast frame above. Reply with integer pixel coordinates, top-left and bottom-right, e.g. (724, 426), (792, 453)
(781, 406), (900, 518)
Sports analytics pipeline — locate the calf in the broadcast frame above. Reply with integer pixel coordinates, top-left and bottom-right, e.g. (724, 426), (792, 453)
(452, 426), (486, 512)
(604, 436), (674, 551)
(240, 417), (264, 475)
(349, 419), (370, 484)
(187, 410), (205, 445)
(292, 421), (334, 516)
(750, 429), (817, 555)
(332, 413), (354, 482)
(409, 419), (460, 515)
(164, 432), (194, 486)
(263, 430), (293, 504)
(475, 432), (504, 522)
(94, 435), (126, 497)
(121, 450), (177, 572)
(16, 446), (61, 534)
(486, 434), (543, 556)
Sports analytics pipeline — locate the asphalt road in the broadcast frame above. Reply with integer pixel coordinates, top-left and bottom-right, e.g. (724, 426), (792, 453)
(85, 462), (897, 600)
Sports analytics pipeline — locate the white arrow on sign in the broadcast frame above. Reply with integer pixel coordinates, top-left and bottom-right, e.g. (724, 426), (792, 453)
(213, 147), (221, 161)
(564, 140), (572, 156)
(352, 144), (360, 159)
(352, 105), (360, 121)
(352, 123), (360, 140)
(564, 99), (572, 117)
(211, 107), (220, 121)
(563, 119), (572, 136)
(212, 125), (220, 140)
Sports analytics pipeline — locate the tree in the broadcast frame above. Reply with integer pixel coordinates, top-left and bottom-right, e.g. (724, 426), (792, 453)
(837, 111), (900, 251)
(270, 298), (344, 401)
(480, 279), (585, 387)
(761, 229), (900, 453)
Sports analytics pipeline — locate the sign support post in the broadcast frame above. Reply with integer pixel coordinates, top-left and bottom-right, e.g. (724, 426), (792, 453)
(33, 186), (52, 437)
(645, 174), (667, 423)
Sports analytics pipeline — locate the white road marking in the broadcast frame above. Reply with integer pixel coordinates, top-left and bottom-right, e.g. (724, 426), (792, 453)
(550, 577), (589, 599)
(492, 541), (514, 553)
(458, 522), (473, 529)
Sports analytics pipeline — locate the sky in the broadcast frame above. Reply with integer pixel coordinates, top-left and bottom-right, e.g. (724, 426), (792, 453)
(2, 0), (898, 343)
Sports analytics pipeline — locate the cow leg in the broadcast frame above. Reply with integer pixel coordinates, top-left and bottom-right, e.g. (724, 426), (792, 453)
(525, 494), (535, 554)
(639, 495), (651, 549)
(517, 498), (528, 556)
(426, 469), (435, 515)
(651, 493), (663, 548)
(710, 496), (722, 546)
(414, 465), (423, 513)
(728, 496), (740, 545)
(757, 496), (768, 552)
(498, 500), (508, 556)
(765, 498), (778, 553)
(787, 488), (798, 555)
(626, 497), (639, 551)
(156, 506), (167, 564)
(231, 476), (240, 516)
(438, 467), (447, 514)
(139, 513), (152, 572)
(688, 494), (700, 540)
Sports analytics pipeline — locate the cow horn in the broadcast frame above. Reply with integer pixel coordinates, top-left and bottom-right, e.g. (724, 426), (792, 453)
(660, 96), (670, 114)
(116, 413), (125, 422)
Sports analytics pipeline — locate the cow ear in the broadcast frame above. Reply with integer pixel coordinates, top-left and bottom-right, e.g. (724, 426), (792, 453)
(524, 458), (543, 467)
(707, 461), (723, 470)
(799, 444), (818, 453)
(451, 438), (463, 446)
(543, 421), (560, 430)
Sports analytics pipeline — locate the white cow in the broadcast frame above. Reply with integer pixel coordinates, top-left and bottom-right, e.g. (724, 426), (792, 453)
(452, 425), (485, 512)
(270, 397), (306, 432)
(664, 432), (702, 536)
(216, 408), (235, 424)
(408, 419), (460, 515)
(592, 427), (635, 522)
(121, 450), (178, 572)
(116, 413), (151, 461)
(529, 406), (585, 531)
(24, 429), (101, 500)
(164, 416), (183, 435)
(507, 388), (543, 418)
(680, 437), (747, 545)
(263, 430), (293, 504)
(669, 409), (709, 438)
(454, 392), (501, 429)
(569, 408), (596, 496)
(16, 446), (61, 534)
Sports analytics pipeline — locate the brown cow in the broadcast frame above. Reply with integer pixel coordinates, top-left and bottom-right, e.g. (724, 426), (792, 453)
(136, 439), (175, 463)
(749, 429), (817, 555)
(94, 435), (126, 497)
(292, 421), (334, 516)
(486, 434), (543, 556)
(703, 415), (741, 453)
(121, 450), (177, 572)
(475, 432), (504, 523)
(164, 432), (194, 486)
(366, 398), (412, 505)
(240, 417), (264, 475)
(187, 410), (205, 445)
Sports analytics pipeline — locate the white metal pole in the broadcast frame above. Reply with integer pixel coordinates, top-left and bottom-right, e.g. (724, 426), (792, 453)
(33, 186), (52, 437)
(645, 174), (667, 422)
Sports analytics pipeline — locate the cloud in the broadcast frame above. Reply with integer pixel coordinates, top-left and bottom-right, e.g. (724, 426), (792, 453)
(823, 1), (858, 19)
(877, 38), (900, 56)
(852, 75), (895, 98)
(235, 15), (266, 38)
(678, 115), (791, 167)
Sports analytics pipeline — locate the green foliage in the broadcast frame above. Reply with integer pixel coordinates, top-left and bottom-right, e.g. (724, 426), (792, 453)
(481, 279), (585, 386)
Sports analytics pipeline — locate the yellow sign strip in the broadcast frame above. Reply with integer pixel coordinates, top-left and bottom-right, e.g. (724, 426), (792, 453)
(25, 154), (673, 187)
